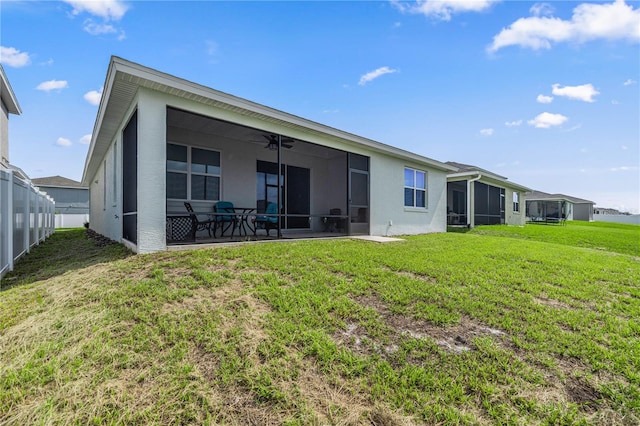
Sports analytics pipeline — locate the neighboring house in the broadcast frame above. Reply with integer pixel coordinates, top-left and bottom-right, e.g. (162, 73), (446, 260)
(1, 64), (22, 170)
(445, 162), (531, 227)
(81, 57), (457, 254)
(526, 191), (595, 222)
(594, 207), (625, 215)
(31, 176), (89, 228)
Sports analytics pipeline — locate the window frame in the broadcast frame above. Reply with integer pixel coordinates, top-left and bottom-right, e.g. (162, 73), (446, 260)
(513, 191), (520, 213)
(166, 142), (221, 201)
(404, 167), (427, 209)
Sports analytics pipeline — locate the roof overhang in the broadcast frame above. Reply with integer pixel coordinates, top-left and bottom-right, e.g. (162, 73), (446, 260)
(447, 171), (531, 192)
(82, 56), (456, 185)
(527, 194), (573, 203)
(0, 65), (22, 115)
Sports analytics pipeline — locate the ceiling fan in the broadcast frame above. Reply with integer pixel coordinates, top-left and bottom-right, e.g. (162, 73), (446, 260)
(259, 134), (295, 150)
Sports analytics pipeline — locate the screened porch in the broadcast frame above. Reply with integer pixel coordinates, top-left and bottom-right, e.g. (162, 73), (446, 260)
(162, 107), (370, 245)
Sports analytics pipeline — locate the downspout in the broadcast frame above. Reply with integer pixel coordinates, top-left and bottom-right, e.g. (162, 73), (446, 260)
(466, 174), (481, 228)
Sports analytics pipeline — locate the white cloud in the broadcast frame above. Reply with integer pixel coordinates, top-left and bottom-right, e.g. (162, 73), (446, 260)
(530, 3), (554, 17)
(0, 46), (32, 67)
(63, 0), (129, 21)
(56, 137), (72, 147)
(392, 0), (500, 21)
(488, 0), (640, 52)
(206, 40), (218, 55)
(82, 19), (126, 39)
(536, 94), (554, 103)
(610, 166), (639, 172)
(84, 87), (103, 105)
(622, 145), (628, 150)
(528, 112), (568, 128)
(36, 80), (69, 92)
(565, 124), (583, 132)
(480, 128), (494, 136)
(552, 83), (599, 102)
(83, 19), (116, 35)
(358, 66), (398, 86)
(80, 134), (92, 145)
(624, 79), (637, 86)
(504, 120), (522, 127)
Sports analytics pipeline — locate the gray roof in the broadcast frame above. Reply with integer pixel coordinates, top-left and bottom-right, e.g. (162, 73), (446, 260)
(446, 161), (508, 180)
(445, 161), (531, 192)
(32, 175), (87, 189)
(527, 190), (594, 204)
(83, 56), (457, 185)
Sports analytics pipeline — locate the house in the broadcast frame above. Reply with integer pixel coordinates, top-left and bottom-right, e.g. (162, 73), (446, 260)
(81, 57), (457, 254)
(526, 191), (595, 222)
(445, 162), (531, 227)
(1, 64), (22, 170)
(31, 176), (89, 228)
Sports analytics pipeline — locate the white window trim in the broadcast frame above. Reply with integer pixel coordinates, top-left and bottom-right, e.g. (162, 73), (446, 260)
(404, 167), (428, 210)
(513, 191), (520, 213)
(166, 142), (222, 201)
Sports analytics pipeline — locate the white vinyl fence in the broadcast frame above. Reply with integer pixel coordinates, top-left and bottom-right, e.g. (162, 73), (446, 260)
(1, 169), (55, 281)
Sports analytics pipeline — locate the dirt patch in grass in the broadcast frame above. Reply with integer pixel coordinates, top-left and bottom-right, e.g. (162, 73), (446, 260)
(565, 376), (603, 412)
(341, 294), (507, 356)
(534, 296), (571, 310)
(190, 344), (221, 384)
(388, 268), (438, 284)
(160, 287), (210, 314)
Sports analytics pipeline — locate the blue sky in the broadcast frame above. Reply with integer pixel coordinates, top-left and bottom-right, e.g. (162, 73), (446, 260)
(2, 0), (639, 212)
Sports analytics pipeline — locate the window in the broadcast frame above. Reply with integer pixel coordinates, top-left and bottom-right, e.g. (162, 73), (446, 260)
(167, 143), (220, 200)
(103, 160), (107, 210)
(404, 167), (426, 208)
(112, 142), (117, 205)
(513, 192), (520, 212)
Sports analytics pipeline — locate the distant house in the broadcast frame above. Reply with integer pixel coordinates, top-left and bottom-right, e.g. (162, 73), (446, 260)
(81, 57), (457, 253)
(526, 191), (595, 222)
(445, 162), (531, 227)
(31, 176), (89, 228)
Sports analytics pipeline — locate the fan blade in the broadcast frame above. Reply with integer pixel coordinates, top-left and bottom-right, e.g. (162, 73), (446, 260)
(282, 143), (293, 149)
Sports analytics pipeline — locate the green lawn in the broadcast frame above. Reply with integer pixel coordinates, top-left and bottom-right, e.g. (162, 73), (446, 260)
(1, 224), (638, 425)
(469, 221), (640, 257)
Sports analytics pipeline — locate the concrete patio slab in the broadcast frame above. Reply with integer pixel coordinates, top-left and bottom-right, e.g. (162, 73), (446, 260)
(351, 236), (405, 243)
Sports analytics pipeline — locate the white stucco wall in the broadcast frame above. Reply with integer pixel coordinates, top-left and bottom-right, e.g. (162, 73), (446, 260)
(369, 155), (448, 236)
(88, 133), (122, 243)
(504, 187), (526, 226)
(572, 203), (593, 221)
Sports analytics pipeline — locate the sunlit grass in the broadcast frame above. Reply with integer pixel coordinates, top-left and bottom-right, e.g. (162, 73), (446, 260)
(1, 226), (638, 424)
(470, 221), (640, 256)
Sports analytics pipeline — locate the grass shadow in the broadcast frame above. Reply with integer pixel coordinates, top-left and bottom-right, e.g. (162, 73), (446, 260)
(1, 228), (133, 291)
(447, 226), (471, 233)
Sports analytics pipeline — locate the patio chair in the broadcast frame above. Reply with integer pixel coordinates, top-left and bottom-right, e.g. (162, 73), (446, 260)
(254, 202), (278, 236)
(326, 208), (345, 233)
(184, 202), (215, 239)
(213, 201), (237, 237)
